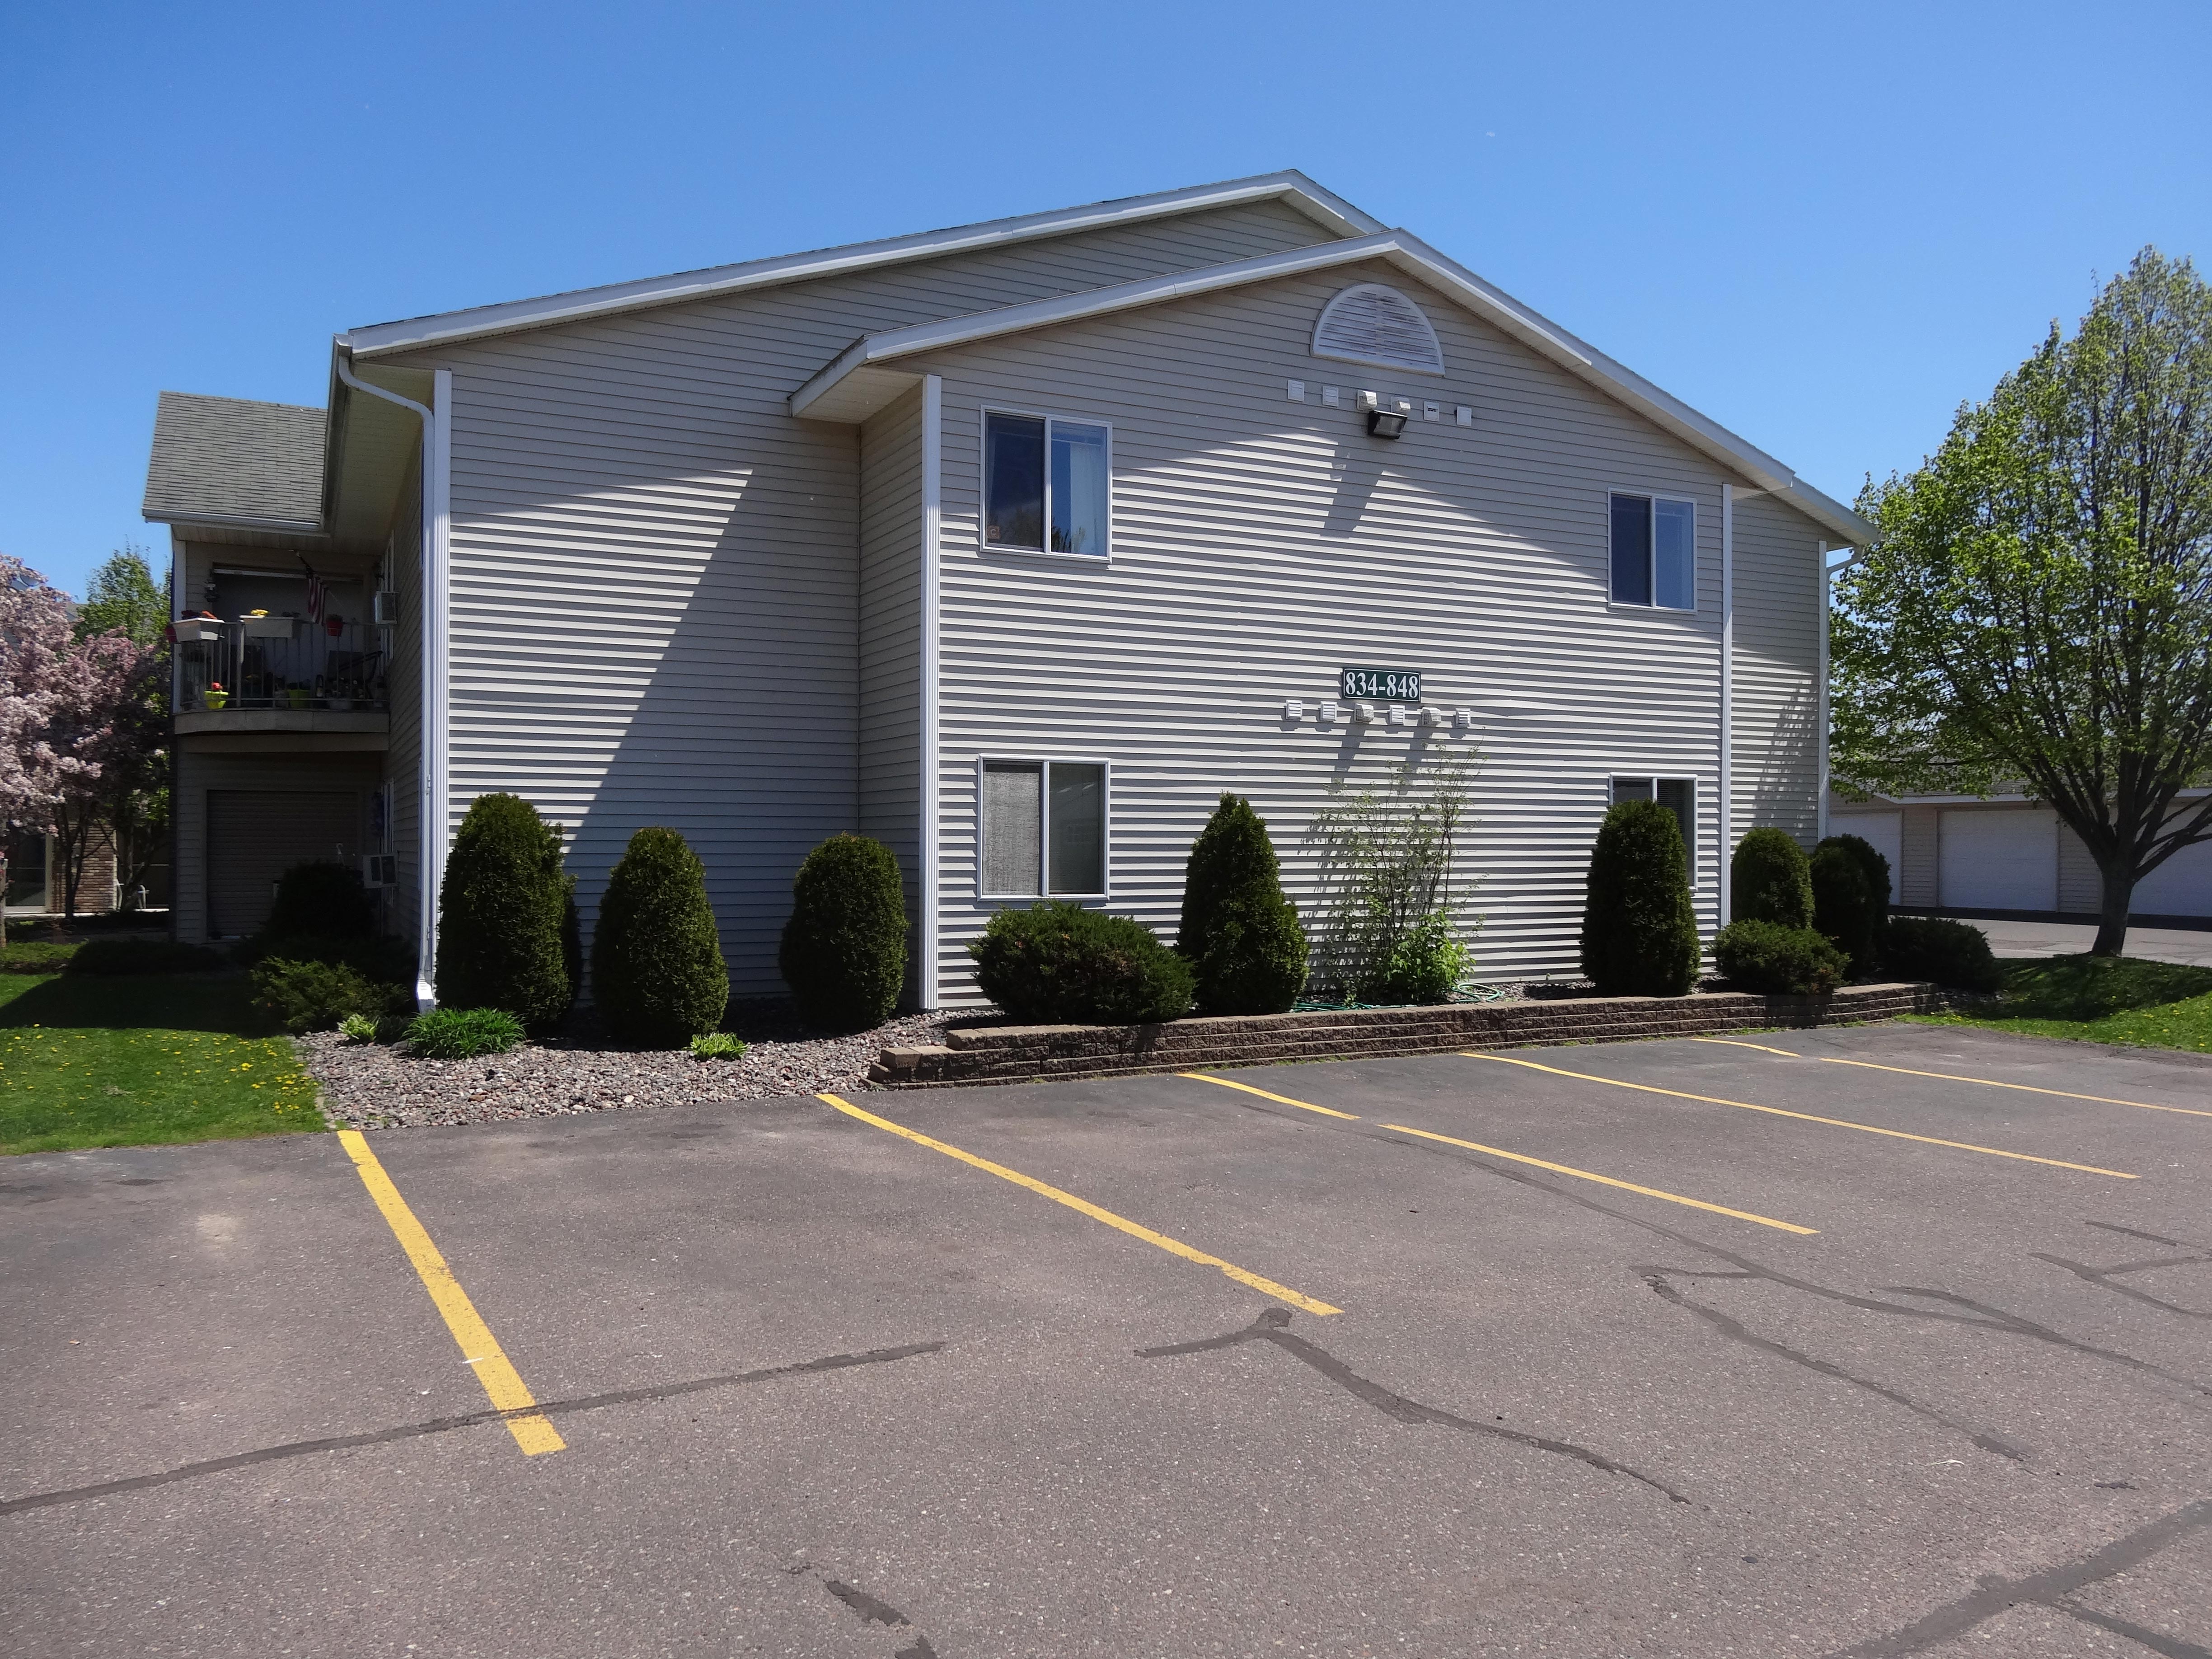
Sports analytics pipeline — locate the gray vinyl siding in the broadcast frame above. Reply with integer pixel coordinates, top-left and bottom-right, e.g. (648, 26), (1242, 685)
(1728, 490), (1823, 847)
(904, 259), (1826, 999)
(171, 750), (385, 942)
(366, 199), (1336, 994)
(2059, 819), (2100, 912)
(857, 387), (925, 931)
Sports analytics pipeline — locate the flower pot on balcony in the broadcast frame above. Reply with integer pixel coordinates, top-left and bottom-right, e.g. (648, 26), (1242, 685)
(244, 615), (296, 640)
(285, 687), (309, 710)
(171, 618), (223, 643)
(203, 687), (230, 711)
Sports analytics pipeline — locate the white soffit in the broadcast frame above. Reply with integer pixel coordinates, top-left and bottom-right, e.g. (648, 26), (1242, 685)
(787, 232), (1875, 546)
(337, 172), (1384, 358)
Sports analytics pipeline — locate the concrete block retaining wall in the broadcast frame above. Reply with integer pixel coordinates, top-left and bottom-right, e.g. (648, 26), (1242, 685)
(871, 982), (1950, 1088)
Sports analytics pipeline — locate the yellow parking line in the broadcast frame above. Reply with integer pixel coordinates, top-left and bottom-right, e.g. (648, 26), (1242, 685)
(815, 1094), (1341, 1316)
(1692, 1037), (2212, 1119)
(1180, 1073), (1361, 1119)
(337, 1130), (565, 1455)
(1379, 1122), (1818, 1234)
(1690, 1037), (1804, 1057)
(1461, 1053), (2137, 1179)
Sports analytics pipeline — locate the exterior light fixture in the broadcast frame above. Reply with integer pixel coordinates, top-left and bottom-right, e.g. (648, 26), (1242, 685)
(1367, 397), (1411, 439)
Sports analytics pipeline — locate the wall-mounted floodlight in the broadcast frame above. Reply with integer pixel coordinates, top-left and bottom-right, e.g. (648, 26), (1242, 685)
(1367, 397), (1411, 440)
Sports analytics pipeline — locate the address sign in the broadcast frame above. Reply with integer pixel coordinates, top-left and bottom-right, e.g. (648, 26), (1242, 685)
(1339, 666), (1422, 703)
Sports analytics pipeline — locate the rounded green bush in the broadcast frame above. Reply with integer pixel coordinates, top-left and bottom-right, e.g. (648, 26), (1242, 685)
(269, 861), (376, 939)
(1713, 919), (1847, 995)
(436, 792), (577, 1036)
(1731, 828), (1815, 928)
(1175, 793), (1309, 1015)
(1883, 916), (2003, 992)
(252, 957), (408, 1035)
(970, 902), (1195, 1025)
(777, 834), (908, 1031)
(1580, 799), (1701, 996)
(406, 1006), (525, 1059)
(591, 827), (729, 1047)
(1810, 842), (1880, 979)
(1368, 913), (1469, 1004)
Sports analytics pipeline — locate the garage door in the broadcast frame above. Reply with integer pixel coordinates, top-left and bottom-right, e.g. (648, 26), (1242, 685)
(1940, 808), (2057, 911)
(206, 791), (362, 937)
(1828, 812), (1902, 902)
(2136, 834), (2212, 919)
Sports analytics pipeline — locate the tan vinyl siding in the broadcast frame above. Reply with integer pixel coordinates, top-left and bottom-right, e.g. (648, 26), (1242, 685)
(1729, 491), (1822, 848)
(2059, 819), (2100, 913)
(370, 199), (1336, 994)
(858, 386), (925, 919)
(1899, 804), (1941, 906)
(905, 260), (1828, 998)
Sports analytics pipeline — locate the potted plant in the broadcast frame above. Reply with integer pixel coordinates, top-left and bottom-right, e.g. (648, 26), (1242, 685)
(203, 681), (230, 710)
(285, 682), (309, 710)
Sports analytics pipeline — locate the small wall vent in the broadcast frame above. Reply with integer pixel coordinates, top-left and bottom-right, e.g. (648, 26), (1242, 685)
(1311, 283), (1445, 376)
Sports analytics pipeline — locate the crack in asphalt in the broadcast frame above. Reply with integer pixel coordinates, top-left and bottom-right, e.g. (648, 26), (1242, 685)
(1825, 1497), (2212, 1658)
(1137, 1307), (1689, 1504)
(0, 1341), (945, 1517)
(2034, 1250), (2212, 1321)
(1636, 1272), (2030, 1462)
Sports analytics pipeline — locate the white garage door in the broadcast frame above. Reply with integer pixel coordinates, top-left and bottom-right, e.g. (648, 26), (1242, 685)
(1829, 812), (1902, 902)
(1941, 808), (2058, 911)
(2135, 835), (2212, 919)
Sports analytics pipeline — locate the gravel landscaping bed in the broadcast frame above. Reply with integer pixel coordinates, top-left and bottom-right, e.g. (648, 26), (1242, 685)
(303, 1003), (952, 1129)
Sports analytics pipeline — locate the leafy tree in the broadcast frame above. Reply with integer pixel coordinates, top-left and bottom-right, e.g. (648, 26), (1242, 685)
(1175, 793), (1309, 1014)
(76, 546), (168, 647)
(72, 547), (173, 907)
(1833, 248), (2212, 956)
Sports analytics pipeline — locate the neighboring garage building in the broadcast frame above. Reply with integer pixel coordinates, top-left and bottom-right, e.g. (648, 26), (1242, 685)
(1828, 791), (2212, 924)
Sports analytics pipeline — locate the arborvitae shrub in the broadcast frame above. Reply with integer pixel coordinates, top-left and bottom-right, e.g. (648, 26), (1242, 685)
(1731, 828), (1815, 928)
(1175, 794), (1309, 1015)
(778, 834), (909, 1031)
(269, 862), (376, 939)
(970, 902), (1195, 1024)
(1713, 920), (1847, 995)
(252, 957), (408, 1034)
(1817, 832), (1892, 975)
(1883, 916), (2003, 992)
(436, 792), (576, 1035)
(1809, 842), (1880, 979)
(1580, 799), (1701, 996)
(591, 826), (729, 1047)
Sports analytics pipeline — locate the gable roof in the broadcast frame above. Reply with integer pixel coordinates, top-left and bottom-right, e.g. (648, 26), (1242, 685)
(141, 391), (326, 531)
(337, 171), (1382, 359)
(787, 232), (1876, 544)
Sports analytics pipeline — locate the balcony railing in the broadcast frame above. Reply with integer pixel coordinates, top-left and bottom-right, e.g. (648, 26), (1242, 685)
(173, 616), (389, 714)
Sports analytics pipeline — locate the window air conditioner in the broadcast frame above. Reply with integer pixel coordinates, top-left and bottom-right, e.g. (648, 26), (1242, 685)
(372, 590), (400, 626)
(361, 853), (399, 889)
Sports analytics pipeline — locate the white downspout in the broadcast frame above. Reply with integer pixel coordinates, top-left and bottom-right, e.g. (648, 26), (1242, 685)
(1719, 483), (1734, 925)
(918, 374), (942, 1010)
(334, 355), (452, 1007)
(1817, 540), (1831, 843)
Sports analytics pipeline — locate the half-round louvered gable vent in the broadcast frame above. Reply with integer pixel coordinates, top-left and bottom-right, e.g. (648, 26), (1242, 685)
(1311, 283), (1445, 375)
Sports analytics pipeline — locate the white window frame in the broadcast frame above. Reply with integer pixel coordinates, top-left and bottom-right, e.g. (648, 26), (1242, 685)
(975, 755), (1112, 900)
(1607, 491), (1698, 613)
(979, 406), (1115, 562)
(1611, 775), (1699, 873)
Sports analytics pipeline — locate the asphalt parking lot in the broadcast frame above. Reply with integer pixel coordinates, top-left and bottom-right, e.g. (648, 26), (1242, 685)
(5, 1023), (2211, 1658)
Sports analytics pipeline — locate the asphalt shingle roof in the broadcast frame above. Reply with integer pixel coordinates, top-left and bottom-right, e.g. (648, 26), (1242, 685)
(142, 391), (326, 526)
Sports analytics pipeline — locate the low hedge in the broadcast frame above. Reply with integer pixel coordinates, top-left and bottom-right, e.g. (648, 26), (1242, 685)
(1713, 920), (1848, 996)
(1884, 916), (2003, 993)
(970, 902), (1195, 1025)
(252, 958), (412, 1035)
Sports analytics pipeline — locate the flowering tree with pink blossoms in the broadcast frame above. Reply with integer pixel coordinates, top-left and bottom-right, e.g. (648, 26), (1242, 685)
(1, 554), (164, 920)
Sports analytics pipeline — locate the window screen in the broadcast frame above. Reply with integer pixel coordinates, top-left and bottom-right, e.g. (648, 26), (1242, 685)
(984, 415), (1045, 550)
(1050, 423), (1109, 555)
(1609, 495), (1651, 606)
(981, 762), (1042, 895)
(1047, 764), (1104, 894)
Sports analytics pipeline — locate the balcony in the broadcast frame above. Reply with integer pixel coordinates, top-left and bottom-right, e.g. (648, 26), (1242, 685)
(173, 615), (390, 742)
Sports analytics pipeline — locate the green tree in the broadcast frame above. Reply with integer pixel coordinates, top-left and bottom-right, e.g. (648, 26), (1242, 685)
(75, 546), (170, 906)
(1176, 793), (1309, 1015)
(76, 546), (168, 647)
(1833, 249), (2212, 956)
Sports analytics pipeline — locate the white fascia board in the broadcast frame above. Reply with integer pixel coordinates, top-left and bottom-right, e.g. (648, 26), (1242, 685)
(140, 508), (327, 533)
(339, 172), (1383, 360)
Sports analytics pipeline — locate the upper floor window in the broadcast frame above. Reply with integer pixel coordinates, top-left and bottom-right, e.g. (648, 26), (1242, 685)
(1311, 283), (1446, 375)
(1610, 493), (1696, 610)
(984, 411), (1110, 557)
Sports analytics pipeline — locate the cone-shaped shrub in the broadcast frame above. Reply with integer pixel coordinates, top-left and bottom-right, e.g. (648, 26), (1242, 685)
(1175, 793), (1309, 1015)
(1580, 799), (1701, 996)
(1731, 827), (1814, 928)
(1817, 831), (1891, 972)
(591, 827), (729, 1047)
(1809, 841), (1879, 980)
(778, 834), (909, 1031)
(436, 792), (576, 1035)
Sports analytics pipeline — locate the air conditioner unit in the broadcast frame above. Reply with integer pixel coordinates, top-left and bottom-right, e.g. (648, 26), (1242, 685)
(372, 590), (400, 626)
(361, 853), (399, 889)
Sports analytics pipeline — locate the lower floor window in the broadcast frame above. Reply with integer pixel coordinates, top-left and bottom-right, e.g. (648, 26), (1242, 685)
(1612, 776), (1696, 865)
(980, 759), (1107, 897)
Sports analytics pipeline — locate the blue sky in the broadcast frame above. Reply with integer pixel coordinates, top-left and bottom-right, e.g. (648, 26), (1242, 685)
(3, 0), (2206, 598)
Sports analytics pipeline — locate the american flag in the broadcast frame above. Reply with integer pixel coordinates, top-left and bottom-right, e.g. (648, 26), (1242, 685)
(300, 558), (327, 622)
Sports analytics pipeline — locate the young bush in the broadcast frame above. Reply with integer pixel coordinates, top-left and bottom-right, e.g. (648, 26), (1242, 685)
(1713, 920), (1848, 995)
(268, 861), (377, 940)
(1580, 799), (1701, 996)
(338, 1012), (378, 1043)
(777, 834), (908, 1031)
(591, 827), (729, 1047)
(1883, 916), (2004, 992)
(1367, 912), (1470, 1004)
(406, 1007), (525, 1059)
(63, 938), (226, 975)
(690, 1031), (747, 1059)
(1731, 828), (1815, 928)
(252, 958), (407, 1035)
(233, 931), (417, 984)
(970, 902), (1195, 1025)
(1310, 759), (1472, 1002)
(1809, 842), (1880, 979)
(436, 792), (576, 1035)
(1175, 794), (1309, 1015)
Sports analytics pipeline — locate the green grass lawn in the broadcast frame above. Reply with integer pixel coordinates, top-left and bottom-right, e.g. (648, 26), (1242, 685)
(0, 971), (324, 1155)
(1908, 953), (2212, 1054)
